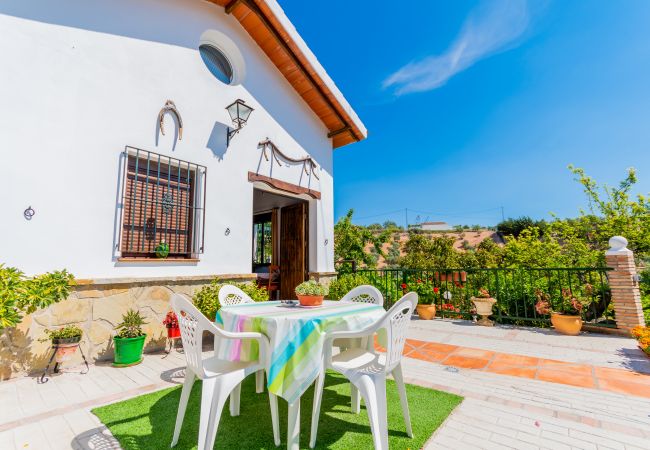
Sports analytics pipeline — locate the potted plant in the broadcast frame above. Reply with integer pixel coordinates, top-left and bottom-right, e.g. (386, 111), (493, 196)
(113, 309), (147, 367)
(535, 286), (591, 336)
(471, 288), (496, 326)
(155, 241), (170, 259)
(404, 280), (438, 320)
(295, 280), (328, 307)
(162, 311), (180, 338)
(40, 325), (83, 364)
(631, 326), (650, 357)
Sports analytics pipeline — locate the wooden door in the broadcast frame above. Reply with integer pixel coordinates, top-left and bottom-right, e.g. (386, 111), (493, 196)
(280, 202), (307, 299)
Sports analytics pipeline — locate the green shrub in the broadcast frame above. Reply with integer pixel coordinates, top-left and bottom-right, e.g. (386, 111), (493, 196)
(115, 309), (147, 339)
(193, 279), (268, 321)
(0, 264), (74, 330)
(295, 280), (328, 296)
(328, 273), (374, 300)
(40, 325), (83, 342)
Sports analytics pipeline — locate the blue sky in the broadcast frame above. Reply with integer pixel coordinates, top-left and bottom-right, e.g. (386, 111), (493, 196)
(281, 0), (650, 227)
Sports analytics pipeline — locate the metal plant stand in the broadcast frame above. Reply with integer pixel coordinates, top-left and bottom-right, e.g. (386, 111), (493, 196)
(40, 342), (89, 383)
(162, 334), (182, 359)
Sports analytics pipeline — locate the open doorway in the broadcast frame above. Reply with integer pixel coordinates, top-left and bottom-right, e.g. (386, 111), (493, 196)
(252, 189), (309, 299)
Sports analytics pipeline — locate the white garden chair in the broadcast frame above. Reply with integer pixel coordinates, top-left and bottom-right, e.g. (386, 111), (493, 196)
(336, 285), (384, 413)
(309, 292), (418, 450)
(217, 284), (265, 393)
(218, 284), (255, 305)
(170, 294), (280, 450)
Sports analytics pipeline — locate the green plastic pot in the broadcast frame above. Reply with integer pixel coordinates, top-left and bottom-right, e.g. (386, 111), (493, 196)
(113, 334), (146, 367)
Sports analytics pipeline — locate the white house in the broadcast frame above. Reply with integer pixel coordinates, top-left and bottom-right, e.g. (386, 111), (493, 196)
(0, 0), (366, 375)
(0, 0), (365, 292)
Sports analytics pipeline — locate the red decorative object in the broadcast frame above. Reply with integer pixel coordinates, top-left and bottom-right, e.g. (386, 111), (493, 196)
(167, 327), (181, 338)
(163, 311), (180, 339)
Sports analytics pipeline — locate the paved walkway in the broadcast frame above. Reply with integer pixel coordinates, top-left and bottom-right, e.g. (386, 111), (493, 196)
(0, 319), (649, 449)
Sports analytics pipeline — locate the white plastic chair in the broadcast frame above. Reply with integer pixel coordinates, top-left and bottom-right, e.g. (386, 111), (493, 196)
(310, 292), (418, 450)
(170, 294), (280, 450)
(217, 284), (265, 393)
(336, 285), (384, 413)
(218, 285), (255, 306)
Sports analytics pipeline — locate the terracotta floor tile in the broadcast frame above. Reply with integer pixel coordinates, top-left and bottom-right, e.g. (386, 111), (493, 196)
(492, 353), (539, 367)
(594, 367), (650, 386)
(597, 378), (650, 399)
(405, 338), (426, 349)
(486, 361), (538, 379)
(442, 355), (491, 370)
(407, 348), (449, 362)
(538, 360), (593, 376)
(421, 342), (458, 354)
(452, 347), (495, 359)
(536, 368), (595, 388)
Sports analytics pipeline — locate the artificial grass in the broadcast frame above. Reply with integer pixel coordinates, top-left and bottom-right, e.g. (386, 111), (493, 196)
(93, 371), (462, 449)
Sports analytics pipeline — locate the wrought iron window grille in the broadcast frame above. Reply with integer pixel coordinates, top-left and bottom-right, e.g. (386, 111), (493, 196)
(117, 146), (207, 259)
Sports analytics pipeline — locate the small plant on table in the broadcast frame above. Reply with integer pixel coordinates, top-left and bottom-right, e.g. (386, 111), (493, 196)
(295, 280), (329, 307)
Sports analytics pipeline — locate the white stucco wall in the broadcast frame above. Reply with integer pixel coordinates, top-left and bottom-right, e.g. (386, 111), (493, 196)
(0, 0), (335, 278)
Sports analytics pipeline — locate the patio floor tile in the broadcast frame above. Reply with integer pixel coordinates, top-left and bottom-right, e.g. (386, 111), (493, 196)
(485, 361), (538, 379)
(492, 353), (539, 366)
(535, 368), (596, 388)
(452, 347), (495, 359)
(596, 378), (650, 398)
(442, 355), (491, 369)
(421, 342), (458, 353)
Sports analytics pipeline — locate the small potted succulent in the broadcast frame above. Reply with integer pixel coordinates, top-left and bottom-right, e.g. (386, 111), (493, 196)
(162, 311), (180, 338)
(471, 288), (496, 326)
(113, 309), (147, 367)
(403, 280), (438, 320)
(535, 285), (591, 335)
(40, 325), (83, 364)
(295, 280), (328, 307)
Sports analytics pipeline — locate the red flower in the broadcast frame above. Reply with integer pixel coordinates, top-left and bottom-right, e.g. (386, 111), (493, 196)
(401, 283), (407, 290)
(433, 287), (440, 293)
(417, 279), (422, 283)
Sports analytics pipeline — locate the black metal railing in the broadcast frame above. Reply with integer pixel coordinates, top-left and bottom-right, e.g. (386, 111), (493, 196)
(341, 267), (614, 328)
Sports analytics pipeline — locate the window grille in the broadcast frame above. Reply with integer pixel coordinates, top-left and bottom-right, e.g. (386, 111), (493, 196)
(118, 147), (207, 259)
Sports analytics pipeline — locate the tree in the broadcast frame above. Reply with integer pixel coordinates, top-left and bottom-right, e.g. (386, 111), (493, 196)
(566, 165), (650, 258)
(399, 233), (458, 268)
(334, 210), (388, 269)
(497, 216), (541, 237)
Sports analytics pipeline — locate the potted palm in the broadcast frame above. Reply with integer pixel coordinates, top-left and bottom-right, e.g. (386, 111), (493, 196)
(295, 280), (328, 307)
(40, 325), (83, 364)
(162, 311), (180, 338)
(471, 288), (496, 326)
(113, 309), (147, 367)
(535, 286), (591, 336)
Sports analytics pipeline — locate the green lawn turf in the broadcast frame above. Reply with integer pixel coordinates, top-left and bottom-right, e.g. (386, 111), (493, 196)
(93, 371), (462, 449)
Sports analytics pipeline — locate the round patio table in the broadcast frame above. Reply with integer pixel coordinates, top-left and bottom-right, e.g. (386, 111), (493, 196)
(216, 300), (385, 450)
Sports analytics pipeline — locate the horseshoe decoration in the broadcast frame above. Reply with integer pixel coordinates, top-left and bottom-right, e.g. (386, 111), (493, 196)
(158, 100), (183, 140)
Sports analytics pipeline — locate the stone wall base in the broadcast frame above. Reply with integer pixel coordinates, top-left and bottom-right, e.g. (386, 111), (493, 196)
(0, 274), (254, 380)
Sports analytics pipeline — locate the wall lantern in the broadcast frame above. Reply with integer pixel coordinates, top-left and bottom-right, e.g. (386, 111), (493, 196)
(226, 99), (254, 145)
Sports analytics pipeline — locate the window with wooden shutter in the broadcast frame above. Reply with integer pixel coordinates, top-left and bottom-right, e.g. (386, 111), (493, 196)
(119, 147), (206, 259)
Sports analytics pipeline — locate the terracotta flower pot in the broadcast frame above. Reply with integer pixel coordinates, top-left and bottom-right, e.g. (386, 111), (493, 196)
(551, 313), (582, 336)
(416, 304), (436, 320)
(297, 295), (324, 307)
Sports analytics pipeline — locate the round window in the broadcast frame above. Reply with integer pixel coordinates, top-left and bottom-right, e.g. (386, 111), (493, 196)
(199, 44), (234, 84)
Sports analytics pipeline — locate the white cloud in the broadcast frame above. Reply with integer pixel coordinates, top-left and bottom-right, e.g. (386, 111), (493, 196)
(383, 0), (530, 95)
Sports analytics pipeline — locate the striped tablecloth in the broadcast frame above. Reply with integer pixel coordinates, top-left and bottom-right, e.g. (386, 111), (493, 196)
(215, 300), (384, 403)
